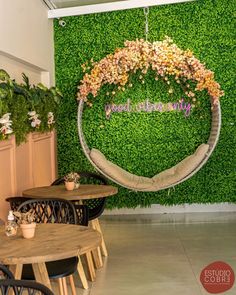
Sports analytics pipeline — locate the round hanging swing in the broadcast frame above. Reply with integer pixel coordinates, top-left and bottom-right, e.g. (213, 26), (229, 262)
(77, 37), (223, 192)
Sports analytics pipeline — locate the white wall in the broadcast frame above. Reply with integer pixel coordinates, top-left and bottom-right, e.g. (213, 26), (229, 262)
(0, 0), (54, 85)
(0, 1), (56, 221)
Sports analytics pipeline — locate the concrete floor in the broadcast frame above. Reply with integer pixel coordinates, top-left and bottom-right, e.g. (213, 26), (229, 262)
(65, 212), (236, 295)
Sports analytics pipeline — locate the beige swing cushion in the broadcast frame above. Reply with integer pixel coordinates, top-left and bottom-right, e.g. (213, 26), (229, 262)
(151, 143), (209, 189)
(90, 148), (153, 190)
(90, 143), (209, 190)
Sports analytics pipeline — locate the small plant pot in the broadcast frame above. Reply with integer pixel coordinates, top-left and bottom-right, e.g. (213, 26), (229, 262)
(20, 223), (36, 239)
(65, 181), (75, 191)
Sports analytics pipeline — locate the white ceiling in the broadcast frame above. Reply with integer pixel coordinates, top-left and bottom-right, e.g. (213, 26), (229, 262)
(44, 0), (195, 18)
(49, 0), (127, 8)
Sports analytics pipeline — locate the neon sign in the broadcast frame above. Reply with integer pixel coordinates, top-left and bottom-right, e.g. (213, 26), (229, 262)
(105, 98), (192, 119)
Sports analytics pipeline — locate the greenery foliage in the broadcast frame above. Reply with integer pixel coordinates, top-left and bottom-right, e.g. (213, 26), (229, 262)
(0, 70), (61, 144)
(54, 0), (236, 208)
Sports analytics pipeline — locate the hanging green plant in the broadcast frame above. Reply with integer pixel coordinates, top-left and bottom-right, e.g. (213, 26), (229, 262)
(0, 69), (62, 144)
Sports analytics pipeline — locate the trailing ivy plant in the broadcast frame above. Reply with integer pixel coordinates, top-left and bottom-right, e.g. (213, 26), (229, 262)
(0, 69), (62, 144)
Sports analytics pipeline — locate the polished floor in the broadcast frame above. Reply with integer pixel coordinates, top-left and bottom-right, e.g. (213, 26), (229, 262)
(66, 212), (236, 295)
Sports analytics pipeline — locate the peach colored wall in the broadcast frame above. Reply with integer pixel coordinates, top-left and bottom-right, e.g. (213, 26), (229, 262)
(0, 131), (56, 221)
(0, 137), (17, 221)
(31, 132), (56, 187)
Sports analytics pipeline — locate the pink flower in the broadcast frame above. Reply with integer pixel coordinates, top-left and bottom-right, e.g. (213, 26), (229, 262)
(77, 37), (223, 106)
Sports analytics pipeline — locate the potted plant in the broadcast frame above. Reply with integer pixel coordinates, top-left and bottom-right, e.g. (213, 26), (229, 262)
(13, 209), (36, 239)
(64, 172), (80, 190)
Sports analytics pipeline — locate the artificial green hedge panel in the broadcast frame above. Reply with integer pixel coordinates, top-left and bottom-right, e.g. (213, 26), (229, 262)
(54, 0), (236, 208)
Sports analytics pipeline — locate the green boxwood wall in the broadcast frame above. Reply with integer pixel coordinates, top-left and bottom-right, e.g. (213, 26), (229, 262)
(54, 0), (236, 209)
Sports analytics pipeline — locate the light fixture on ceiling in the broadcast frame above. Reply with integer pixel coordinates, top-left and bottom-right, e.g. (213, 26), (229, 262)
(58, 19), (66, 27)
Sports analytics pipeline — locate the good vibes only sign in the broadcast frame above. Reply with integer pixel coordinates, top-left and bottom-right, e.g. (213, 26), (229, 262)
(105, 98), (192, 119)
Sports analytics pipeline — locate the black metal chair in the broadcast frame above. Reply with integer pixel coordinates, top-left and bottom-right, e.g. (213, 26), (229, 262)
(51, 172), (108, 222)
(0, 279), (54, 295)
(5, 196), (32, 211)
(0, 265), (14, 280)
(6, 196), (88, 226)
(17, 198), (89, 293)
(0, 264), (54, 295)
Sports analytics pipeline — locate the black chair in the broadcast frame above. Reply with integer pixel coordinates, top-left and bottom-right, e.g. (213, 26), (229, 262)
(17, 198), (89, 293)
(0, 265), (14, 280)
(51, 172), (108, 222)
(5, 196), (32, 211)
(0, 279), (54, 295)
(6, 196), (88, 226)
(0, 264), (53, 295)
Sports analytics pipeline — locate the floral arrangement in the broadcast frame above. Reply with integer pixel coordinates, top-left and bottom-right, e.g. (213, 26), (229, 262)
(47, 112), (55, 127)
(13, 210), (35, 224)
(0, 69), (62, 144)
(77, 37), (224, 107)
(28, 111), (41, 128)
(64, 172), (80, 183)
(0, 113), (13, 139)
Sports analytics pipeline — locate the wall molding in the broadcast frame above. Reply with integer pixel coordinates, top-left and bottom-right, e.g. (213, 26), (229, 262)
(0, 131), (56, 221)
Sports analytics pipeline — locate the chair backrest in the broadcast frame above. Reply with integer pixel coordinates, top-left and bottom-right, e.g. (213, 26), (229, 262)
(17, 198), (88, 226)
(0, 279), (54, 295)
(0, 265), (14, 280)
(51, 172), (108, 220)
(51, 172), (108, 185)
(5, 197), (31, 211)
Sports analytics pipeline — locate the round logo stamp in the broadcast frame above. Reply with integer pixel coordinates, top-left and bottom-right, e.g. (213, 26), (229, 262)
(200, 261), (235, 293)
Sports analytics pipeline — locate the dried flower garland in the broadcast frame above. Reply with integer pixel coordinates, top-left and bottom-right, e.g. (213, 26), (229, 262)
(77, 37), (224, 106)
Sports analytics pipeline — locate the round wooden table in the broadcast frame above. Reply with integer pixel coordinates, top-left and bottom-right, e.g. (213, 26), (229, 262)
(22, 184), (118, 200)
(0, 224), (101, 290)
(22, 184), (118, 260)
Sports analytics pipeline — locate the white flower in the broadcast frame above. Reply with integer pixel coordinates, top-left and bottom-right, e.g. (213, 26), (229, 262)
(35, 118), (41, 126)
(28, 111), (41, 128)
(31, 121), (36, 128)
(28, 111), (36, 117)
(0, 113), (13, 136)
(0, 113), (11, 124)
(47, 112), (55, 125)
(0, 125), (13, 134)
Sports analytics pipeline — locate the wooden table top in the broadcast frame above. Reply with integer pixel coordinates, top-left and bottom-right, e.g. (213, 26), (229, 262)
(23, 184), (118, 201)
(0, 224), (101, 265)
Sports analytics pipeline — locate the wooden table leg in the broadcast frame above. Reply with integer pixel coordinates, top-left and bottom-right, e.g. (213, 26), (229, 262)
(32, 262), (52, 290)
(77, 256), (89, 289)
(9, 264), (23, 279)
(92, 247), (103, 269)
(92, 218), (108, 257)
(85, 252), (96, 282)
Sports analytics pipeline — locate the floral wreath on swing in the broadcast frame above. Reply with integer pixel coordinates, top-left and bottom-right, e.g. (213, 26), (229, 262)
(76, 36), (223, 191)
(77, 36), (223, 106)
